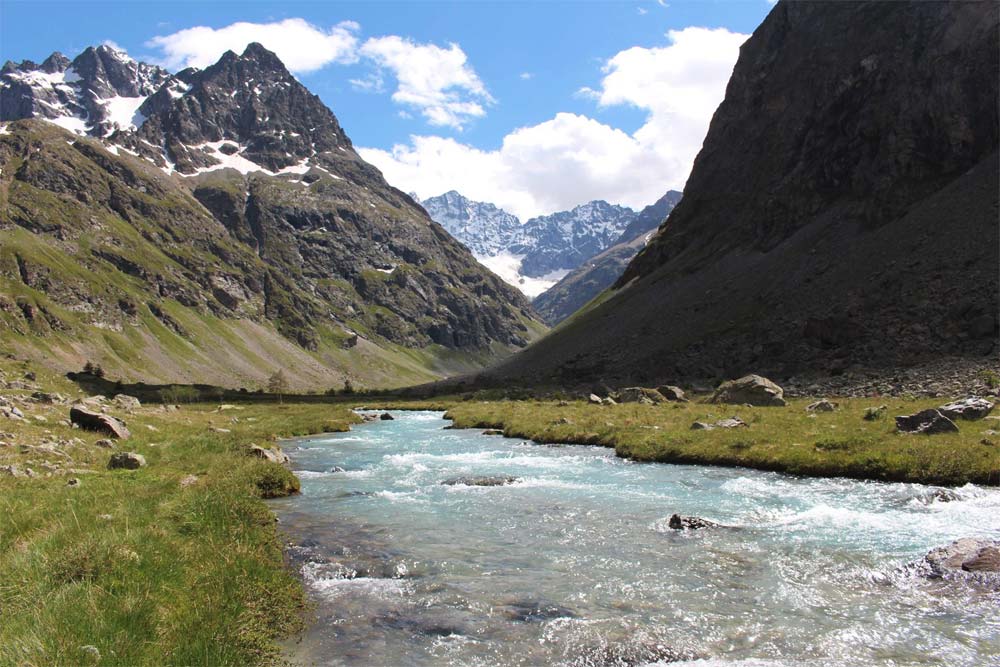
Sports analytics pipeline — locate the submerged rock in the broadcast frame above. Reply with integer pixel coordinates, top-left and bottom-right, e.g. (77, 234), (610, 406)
(895, 409), (959, 434)
(441, 475), (519, 487)
(380, 412), (394, 421)
(938, 397), (994, 421)
(667, 514), (719, 530)
(70, 406), (131, 439)
(710, 374), (786, 407)
(500, 598), (576, 622)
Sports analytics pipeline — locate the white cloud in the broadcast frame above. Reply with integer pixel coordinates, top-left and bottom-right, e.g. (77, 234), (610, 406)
(146, 18), (360, 72)
(362, 26), (747, 219)
(519, 72), (533, 80)
(637, 7), (648, 15)
(359, 36), (493, 129)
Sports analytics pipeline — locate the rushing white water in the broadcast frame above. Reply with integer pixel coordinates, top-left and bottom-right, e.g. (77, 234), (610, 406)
(272, 411), (1000, 666)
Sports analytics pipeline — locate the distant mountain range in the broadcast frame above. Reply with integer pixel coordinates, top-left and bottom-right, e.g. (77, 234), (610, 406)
(0, 44), (544, 389)
(419, 191), (672, 302)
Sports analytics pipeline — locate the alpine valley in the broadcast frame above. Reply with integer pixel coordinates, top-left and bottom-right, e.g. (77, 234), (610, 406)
(0, 44), (545, 389)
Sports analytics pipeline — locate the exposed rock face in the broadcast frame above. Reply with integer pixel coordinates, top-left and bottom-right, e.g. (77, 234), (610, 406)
(419, 191), (522, 257)
(533, 190), (682, 324)
(895, 409), (959, 435)
(479, 0), (998, 388)
(710, 375), (786, 407)
(938, 397), (994, 421)
(70, 406), (130, 439)
(1, 43), (543, 387)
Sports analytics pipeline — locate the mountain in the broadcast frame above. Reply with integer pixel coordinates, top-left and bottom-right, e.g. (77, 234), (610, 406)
(420, 192), (636, 298)
(533, 190), (681, 324)
(474, 0), (998, 388)
(0, 44), (545, 389)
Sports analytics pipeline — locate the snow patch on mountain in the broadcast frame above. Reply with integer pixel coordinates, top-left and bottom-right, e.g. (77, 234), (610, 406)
(475, 253), (570, 299)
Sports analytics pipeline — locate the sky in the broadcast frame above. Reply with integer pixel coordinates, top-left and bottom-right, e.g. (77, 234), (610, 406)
(0, 1), (775, 219)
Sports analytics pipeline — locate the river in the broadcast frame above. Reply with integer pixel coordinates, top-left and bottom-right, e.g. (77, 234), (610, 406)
(270, 410), (1000, 666)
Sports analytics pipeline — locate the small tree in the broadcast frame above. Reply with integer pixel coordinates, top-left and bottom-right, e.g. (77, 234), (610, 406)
(342, 378), (355, 395)
(267, 369), (289, 402)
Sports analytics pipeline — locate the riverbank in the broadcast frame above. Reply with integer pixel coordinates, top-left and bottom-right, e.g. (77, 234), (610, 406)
(0, 360), (358, 666)
(428, 396), (1000, 486)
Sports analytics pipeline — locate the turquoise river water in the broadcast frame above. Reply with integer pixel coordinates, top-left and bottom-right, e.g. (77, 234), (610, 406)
(270, 411), (1000, 667)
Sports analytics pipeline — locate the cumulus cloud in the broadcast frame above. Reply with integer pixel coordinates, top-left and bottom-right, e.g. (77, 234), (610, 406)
(360, 36), (493, 129)
(147, 18), (360, 72)
(148, 19), (492, 130)
(361, 26), (747, 219)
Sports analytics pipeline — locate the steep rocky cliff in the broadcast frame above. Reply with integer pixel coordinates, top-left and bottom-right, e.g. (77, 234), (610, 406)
(481, 0), (998, 387)
(0, 44), (544, 388)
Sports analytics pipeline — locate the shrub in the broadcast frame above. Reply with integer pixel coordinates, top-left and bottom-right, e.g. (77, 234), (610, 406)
(249, 463), (301, 498)
(160, 385), (200, 403)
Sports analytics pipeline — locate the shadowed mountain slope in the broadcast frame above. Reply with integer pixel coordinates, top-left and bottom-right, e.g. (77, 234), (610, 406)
(476, 0), (998, 388)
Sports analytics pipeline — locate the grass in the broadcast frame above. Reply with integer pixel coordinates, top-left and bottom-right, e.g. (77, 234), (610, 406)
(424, 396), (1000, 486)
(0, 359), (359, 666)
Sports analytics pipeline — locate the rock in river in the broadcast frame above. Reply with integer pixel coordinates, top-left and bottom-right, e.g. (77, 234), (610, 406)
(668, 514), (719, 530)
(441, 475), (519, 487)
(380, 412), (395, 421)
(923, 538), (1000, 577)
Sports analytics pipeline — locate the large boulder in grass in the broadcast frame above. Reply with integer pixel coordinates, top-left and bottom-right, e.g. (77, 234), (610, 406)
(938, 397), (994, 421)
(70, 406), (131, 439)
(616, 387), (666, 404)
(656, 385), (688, 402)
(710, 375), (786, 407)
(107, 452), (146, 470)
(895, 409), (959, 434)
(112, 394), (141, 411)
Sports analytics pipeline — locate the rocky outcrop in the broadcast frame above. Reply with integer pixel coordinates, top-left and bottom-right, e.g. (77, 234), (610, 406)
(895, 409), (959, 435)
(69, 406), (130, 439)
(615, 387), (666, 404)
(478, 0), (998, 388)
(938, 397), (994, 421)
(710, 375), (786, 407)
(656, 385), (687, 402)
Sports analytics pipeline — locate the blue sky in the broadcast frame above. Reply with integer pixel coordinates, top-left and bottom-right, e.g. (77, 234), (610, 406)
(1, 1), (774, 218)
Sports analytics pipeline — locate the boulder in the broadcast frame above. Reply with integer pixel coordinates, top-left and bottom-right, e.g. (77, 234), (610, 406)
(107, 452), (146, 470)
(656, 385), (688, 402)
(588, 394), (603, 405)
(895, 409), (959, 435)
(70, 407), (130, 439)
(31, 391), (65, 404)
(616, 387), (666, 404)
(441, 475), (519, 487)
(94, 438), (115, 449)
(710, 374), (786, 407)
(379, 412), (394, 421)
(938, 397), (994, 421)
(248, 444), (290, 465)
(668, 514), (719, 530)
(112, 394), (141, 411)
(807, 399), (838, 412)
(691, 417), (748, 430)
(601, 397), (617, 406)
(923, 538), (1000, 576)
